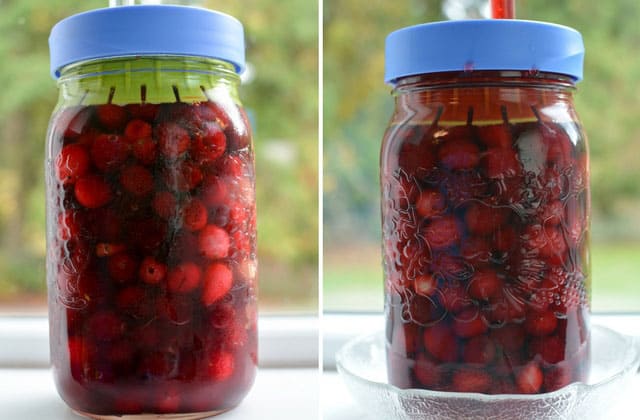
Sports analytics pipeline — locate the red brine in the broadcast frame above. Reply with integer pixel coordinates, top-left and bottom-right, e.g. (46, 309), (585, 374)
(381, 72), (590, 395)
(46, 99), (257, 415)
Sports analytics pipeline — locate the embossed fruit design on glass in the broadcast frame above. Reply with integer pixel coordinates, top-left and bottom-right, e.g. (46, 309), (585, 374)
(381, 20), (590, 394)
(46, 6), (256, 418)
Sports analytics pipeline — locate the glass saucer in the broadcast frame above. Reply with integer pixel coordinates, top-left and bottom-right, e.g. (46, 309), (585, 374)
(336, 325), (640, 420)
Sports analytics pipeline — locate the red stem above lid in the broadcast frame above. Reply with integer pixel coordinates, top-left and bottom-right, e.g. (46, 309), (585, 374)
(491, 0), (516, 19)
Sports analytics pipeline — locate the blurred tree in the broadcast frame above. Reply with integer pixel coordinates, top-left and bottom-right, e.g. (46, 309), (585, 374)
(0, 0), (318, 310)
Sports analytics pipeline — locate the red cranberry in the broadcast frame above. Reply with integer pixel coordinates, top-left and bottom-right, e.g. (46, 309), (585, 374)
(208, 304), (236, 329)
(200, 175), (229, 206)
(483, 147), (520, 179)
(139, 257), (167, 285)
(415, 189), (446, 218)
(120, 164), (154, 196)
(397, 129), (436, 176)
(198, 225), (230, 259)
(206, 350), (235, 380)
(191, 122), (227, 165)
(451, 368), (492, 393)
(461, 236), (491, 264)
(468, 269), (502, 300)
(544, 363), (573, 391)
(91, 133), (130, 172)
(131, 136), (158, 165)
(524, 310), (558, 336)
(59, 106), (93, 139)
(125, 103), (159, 122)
(182, 199), (208, 232)
(423, 323), (458, 362)
(438, 139), (480, 170)
(216, 154), (248, 178)
(440, 284), (468, 314)
(167, 262), (203, 293)
(57, 210), (83, 241)
(116, 286), (150, 318)
(414, 353), (443, 387)
(423, 216), (461, 249)
(528, 335), (565, 364)
(56, 144), (90, 185)
(202, 262), (233, 306)
(477, 124), (512, 149)
(515, 362), (543, 394)
(155, 389), (181, 414)
(453, 309), (488, 338)
(157, 122), (190, 160)
(414, 273), (437, 297)
(107, 253), (138, 283)
(96, 104), (128, 131)
(124, 119), (152, 141)
(198, 101), (231, 129)
(462, 335), (496, 365)
(74, 175), (112, 208)
(95, 242), (125, 257)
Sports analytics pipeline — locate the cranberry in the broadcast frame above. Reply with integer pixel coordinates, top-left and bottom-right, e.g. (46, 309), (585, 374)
(91, 133), (130, 172)
(198, 225), (230, 259)
(395, 126), (436, 176)
(200, 175), (229, 206)
(125, 103), (159, 122)
(157, 122), (190, 160)
(451, 369), (492, 393)
(167, 262), (202, 293)
(206, 350), (235, 380)
(408, 294), (442, 325)
(155, 389), (181, 414)
(57, 210), (83, 241)
(182, 199), (208, 232)
(131, 136), (158, 165)
(198, 101), (231, 129)
(59, 106), (93, 139)
(543, 363), (573, 391)
(528, 335), (565, 364)
(423, 324), (458, 362)
(414, 273), (437, 297)
(468, 269), (502, 300)
(116, 286), (150, 319)
(107, 253), (138, 283)
(202, 262), (233, 306)
(415, 189), (446, 218)
(139, 257), (167, 285)
(477, 124), (512, 149)
(423, 216), (461, 249)
(515, 362), (543, 394)
(56, 144), (90, 185)
(95, 242), (126, 257)
(438, 139), (480, 170)
(120, 164), (154, 196)
(483, 147), (520, 179)
(208, 304), (236, 329)
(453, 309), (488, 338)
(414, 353), (443, 387)
(462, 335), (496, 365)
(191, 121), (227, 165)
(74, 175), (112, 208)
(524, 310), (558, 336)
(124, 119), (152, 141)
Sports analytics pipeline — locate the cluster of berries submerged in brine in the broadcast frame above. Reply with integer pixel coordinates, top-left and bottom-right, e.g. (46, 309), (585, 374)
(47, 96), (257, 414)
(382, 116), (589, 394)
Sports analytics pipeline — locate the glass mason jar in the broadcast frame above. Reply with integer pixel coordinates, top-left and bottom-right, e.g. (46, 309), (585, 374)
(381, 21), (590, 394)
(46, 6), (257, 418)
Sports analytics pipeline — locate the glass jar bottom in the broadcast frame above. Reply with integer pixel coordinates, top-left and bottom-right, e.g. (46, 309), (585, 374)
(73, 408), (231, 420)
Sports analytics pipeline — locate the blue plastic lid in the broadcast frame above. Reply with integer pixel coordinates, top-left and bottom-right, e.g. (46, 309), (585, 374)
(385, 19), (584, 84)
(49, 5), (245, 79)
